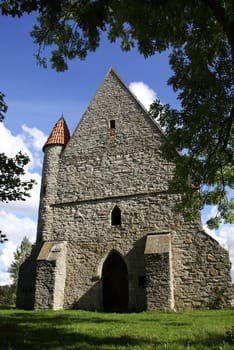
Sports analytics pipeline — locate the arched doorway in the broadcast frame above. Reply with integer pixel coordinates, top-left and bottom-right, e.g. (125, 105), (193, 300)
(102, 252), (128, 312)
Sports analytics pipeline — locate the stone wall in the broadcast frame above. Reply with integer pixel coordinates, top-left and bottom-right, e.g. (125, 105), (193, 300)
(36, 145), (63, 243)
(49, 193), (177, 310)
(172, 228), (233, 309)
(48, 193), (232, 310)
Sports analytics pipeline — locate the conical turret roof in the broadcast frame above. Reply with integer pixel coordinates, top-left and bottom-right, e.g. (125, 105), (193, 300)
(43, 116), (70, 151)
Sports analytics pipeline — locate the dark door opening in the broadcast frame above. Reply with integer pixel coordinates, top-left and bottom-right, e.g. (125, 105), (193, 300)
(102, 252), (128, 312)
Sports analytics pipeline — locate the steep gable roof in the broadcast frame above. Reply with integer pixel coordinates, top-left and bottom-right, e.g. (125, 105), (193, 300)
(43, 116), (70, 151)
(75, 68), (166, 140)
(105, 68), (166, 138)
(55, 68), (174, 203)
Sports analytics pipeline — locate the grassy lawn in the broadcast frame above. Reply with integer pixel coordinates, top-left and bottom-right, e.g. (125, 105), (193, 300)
(0, 307), (233, 349)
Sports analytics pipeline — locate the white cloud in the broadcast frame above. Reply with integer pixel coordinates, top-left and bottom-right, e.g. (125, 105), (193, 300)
(22, 124), (47, 151)
(0, 173), (41, 215)
(129, 81), (157, 110)
(0, 210), (36, 246)
(21, 124), (47, 168)
(0, 122), (32, 159)
(0, 241), (16, 270)
(0, 122), (44, 214)
(203, 207), (234, 281)
(0, 211), (37, 286)
(219, 225), (234, 280)
(0, 122), (47, 169)
(0, 241), (16, 285)
(0, 122), (44, 285)
(203, 224), (227, 248)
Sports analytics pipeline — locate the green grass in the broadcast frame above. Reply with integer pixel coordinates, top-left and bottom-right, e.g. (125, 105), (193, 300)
(0, 307), (233, 349)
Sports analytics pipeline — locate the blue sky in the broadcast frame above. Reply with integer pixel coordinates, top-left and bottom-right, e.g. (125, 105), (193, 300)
(1, 14), (178, 137)
(0, 14), (233, 285)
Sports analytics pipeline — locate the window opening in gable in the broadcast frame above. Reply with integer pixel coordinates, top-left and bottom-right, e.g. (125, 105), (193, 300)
(111, 205), (121, 226)
(110, 120), (116, 129)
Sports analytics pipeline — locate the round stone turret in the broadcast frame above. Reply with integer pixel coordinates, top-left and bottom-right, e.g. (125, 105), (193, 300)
(36, 117), (70, 242)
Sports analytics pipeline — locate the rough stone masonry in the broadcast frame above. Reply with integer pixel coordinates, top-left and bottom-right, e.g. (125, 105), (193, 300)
(16, 69), (233, 311)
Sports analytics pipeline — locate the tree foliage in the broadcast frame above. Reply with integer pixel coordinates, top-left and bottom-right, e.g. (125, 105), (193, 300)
(0, 230), (8, 243)
(149, 99), (234, 228)
(0, 152), (35, 202)
(0, 0), (233, 227)
(8, 236), (31, 288)
(0, 285), (15, 305)
(0, 92), (7, 122)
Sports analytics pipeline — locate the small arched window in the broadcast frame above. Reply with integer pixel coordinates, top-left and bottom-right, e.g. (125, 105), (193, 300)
(111, 205), (121, 226)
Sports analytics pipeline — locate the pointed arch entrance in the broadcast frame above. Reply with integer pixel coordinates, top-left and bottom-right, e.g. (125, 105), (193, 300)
(102, 252), (128, 312)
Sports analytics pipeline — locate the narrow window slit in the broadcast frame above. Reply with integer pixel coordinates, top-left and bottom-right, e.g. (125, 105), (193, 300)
(110, 120), (116, 129)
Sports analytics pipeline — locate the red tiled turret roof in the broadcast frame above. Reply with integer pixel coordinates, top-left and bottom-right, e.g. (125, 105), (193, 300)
(43, 117), (70, 151)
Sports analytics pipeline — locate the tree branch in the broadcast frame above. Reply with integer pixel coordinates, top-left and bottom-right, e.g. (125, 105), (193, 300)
(201, 0), (234, 62)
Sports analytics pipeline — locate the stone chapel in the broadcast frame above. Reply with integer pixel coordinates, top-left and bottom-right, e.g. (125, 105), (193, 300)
(16, 69), (233, 311)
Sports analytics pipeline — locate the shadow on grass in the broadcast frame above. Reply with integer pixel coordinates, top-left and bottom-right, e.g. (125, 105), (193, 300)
(0, 305), (15, 310)
(0, 326), (146, 350)
(0, 312), (139, 350)
(0, 311), (232, 350)
(0, 324), (230, 350)
(0, 314), (150, 349)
